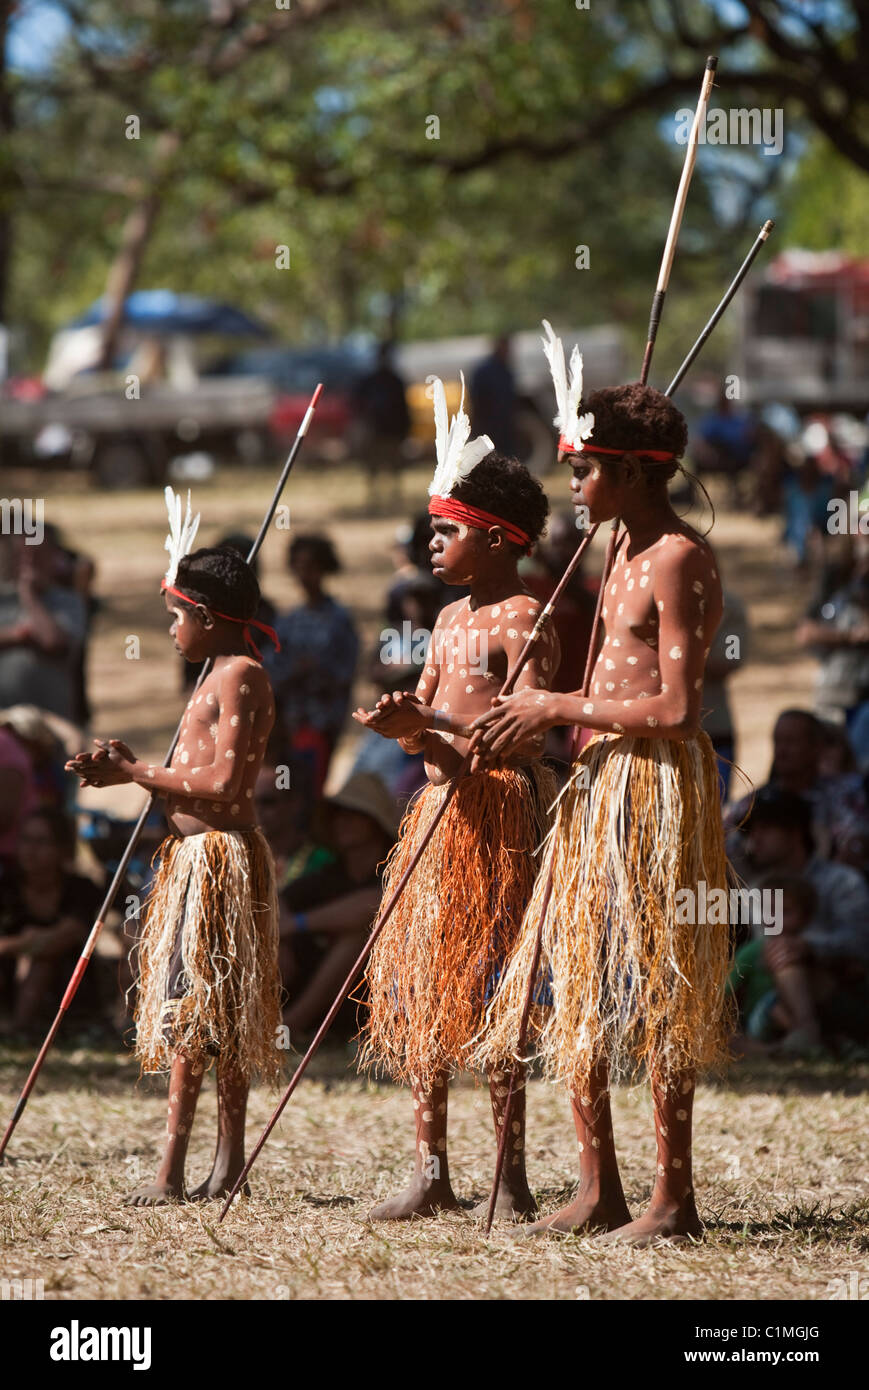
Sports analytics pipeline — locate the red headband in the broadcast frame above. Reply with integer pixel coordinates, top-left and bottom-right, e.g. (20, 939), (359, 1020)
(558, 436), (677, 462)
(161, 581), (281, 661)
(428, 496), (533, 555)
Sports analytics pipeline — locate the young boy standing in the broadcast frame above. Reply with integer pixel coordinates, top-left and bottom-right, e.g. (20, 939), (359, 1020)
(67, 522), (283, 1206)
(354, 380), (560, 1222)
(472, 381), (734, 1244)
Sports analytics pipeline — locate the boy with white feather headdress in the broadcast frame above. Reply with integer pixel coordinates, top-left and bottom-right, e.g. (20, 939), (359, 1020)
(66, 492), (283, 1207)
(353, 376), (561, 1223)
(470, 324), (734, 1245)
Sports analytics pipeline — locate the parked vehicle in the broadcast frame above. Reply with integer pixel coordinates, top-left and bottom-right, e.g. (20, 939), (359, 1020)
(740, 250), (869, 413)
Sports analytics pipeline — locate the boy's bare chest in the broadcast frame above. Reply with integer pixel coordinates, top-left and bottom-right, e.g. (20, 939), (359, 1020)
(602, 559), (659, 645)
(432, 600), (538, 707)
(175, 683), (222, 763)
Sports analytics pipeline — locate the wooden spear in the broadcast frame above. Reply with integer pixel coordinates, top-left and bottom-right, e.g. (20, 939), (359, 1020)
(639, 56), (717, 386)
(0, 384), (324, 1163)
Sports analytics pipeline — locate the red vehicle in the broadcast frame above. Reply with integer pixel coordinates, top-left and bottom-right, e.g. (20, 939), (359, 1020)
(212, 345), (370, 455)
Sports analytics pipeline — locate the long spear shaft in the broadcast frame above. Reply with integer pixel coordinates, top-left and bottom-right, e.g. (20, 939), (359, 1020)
(665, 220), (774, 396)
(639, 56), (717, 386)
(483, 224), (777, 1232)
(218, 520), (602, 1219)
(0, 384), (324, 1163)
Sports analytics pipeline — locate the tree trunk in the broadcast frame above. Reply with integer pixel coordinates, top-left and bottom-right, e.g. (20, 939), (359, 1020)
(96, 130), (180, 369)
(0, 0), (15, 326)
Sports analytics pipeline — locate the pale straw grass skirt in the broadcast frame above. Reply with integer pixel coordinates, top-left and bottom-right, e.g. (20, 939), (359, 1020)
(133, 828), (282, 1083)
(471, 732), (735, 1091)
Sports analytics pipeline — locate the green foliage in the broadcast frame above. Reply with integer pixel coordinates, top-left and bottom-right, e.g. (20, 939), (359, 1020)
(3, 0), (863, 370)
(781, 138), (869, 255)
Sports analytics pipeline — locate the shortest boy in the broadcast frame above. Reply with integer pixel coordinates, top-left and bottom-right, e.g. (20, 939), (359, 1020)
(67, 539), (282, 1205)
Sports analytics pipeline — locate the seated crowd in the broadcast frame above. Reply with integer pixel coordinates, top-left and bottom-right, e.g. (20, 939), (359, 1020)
(0, 513), (866, 1060)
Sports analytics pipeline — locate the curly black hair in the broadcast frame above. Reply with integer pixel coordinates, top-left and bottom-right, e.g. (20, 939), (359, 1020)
(174, 546), (260, 621)
(581, 383), (688, 473)
(449, 452), (549, 548)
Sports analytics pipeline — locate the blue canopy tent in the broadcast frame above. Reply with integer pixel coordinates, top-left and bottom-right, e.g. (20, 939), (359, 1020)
(69, 290), (269, 337)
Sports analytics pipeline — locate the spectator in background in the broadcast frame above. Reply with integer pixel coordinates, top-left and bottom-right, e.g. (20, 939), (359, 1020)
(280, 772), (399, 1038)
(692, 389), (757, 506)
(727, 708), (869, 865)
(848, 700), (869, 775)
(798, 533), (869, 726)
(736, 789), (869, 966)
(265, 533), (359, 796)
(352, 576), (436, 807)
(253, 759), (335, 894)
(782, 456), (833, 571)
(369, 574), (442, 697)
(0, 717), (37, 869)
(701, 587), (749, 800)
(40, 524), (97, 728)
(0, 705), (70, 813)
(351, 342), (411, 507)
(731, 800), (869, 1054)
(0, 532), (88, 723)
(385, 512), (465, 626)
(470, 334), (517, 457)
(730, 876), (824, 1053)
(0, 809), (102, 1036)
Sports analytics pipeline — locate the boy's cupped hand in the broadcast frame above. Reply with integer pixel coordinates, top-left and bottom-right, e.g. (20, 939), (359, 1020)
(352, 690), (429, 739)
(65, 738), (138, 787)
(470, 689), (557, 761)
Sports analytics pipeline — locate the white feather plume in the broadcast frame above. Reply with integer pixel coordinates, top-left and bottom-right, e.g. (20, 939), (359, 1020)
(163, 486), (201, 584)
(541, 319), (595, 451)
(427, 372), (494, 497)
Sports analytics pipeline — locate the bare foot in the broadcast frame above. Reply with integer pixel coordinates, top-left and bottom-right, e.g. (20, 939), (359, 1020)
(517, 1187), (632, 1238)
(594, 1202), (703, 1247)
(368, 1175), (461, 1221)
(188, 1171), (250, 1202)
(124, 1180), (183, 1207)
(472, 1184), (537, 1224)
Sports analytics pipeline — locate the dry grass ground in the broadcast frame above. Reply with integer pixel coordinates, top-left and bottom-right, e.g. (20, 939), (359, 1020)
(1, 1046), (867, 1301)
(1, 459), (861, 1302)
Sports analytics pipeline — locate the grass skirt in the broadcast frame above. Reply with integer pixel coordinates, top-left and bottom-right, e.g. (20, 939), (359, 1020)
(359, 761), (557, 1090)
(472, 732), (735, 1091)
(133, 828), (282, 1083)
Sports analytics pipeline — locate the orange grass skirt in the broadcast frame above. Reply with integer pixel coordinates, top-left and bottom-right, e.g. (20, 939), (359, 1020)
(358, 761), (557, 1089)
(133, 828), (282, 1083)
(471, 732), (735, 1091)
